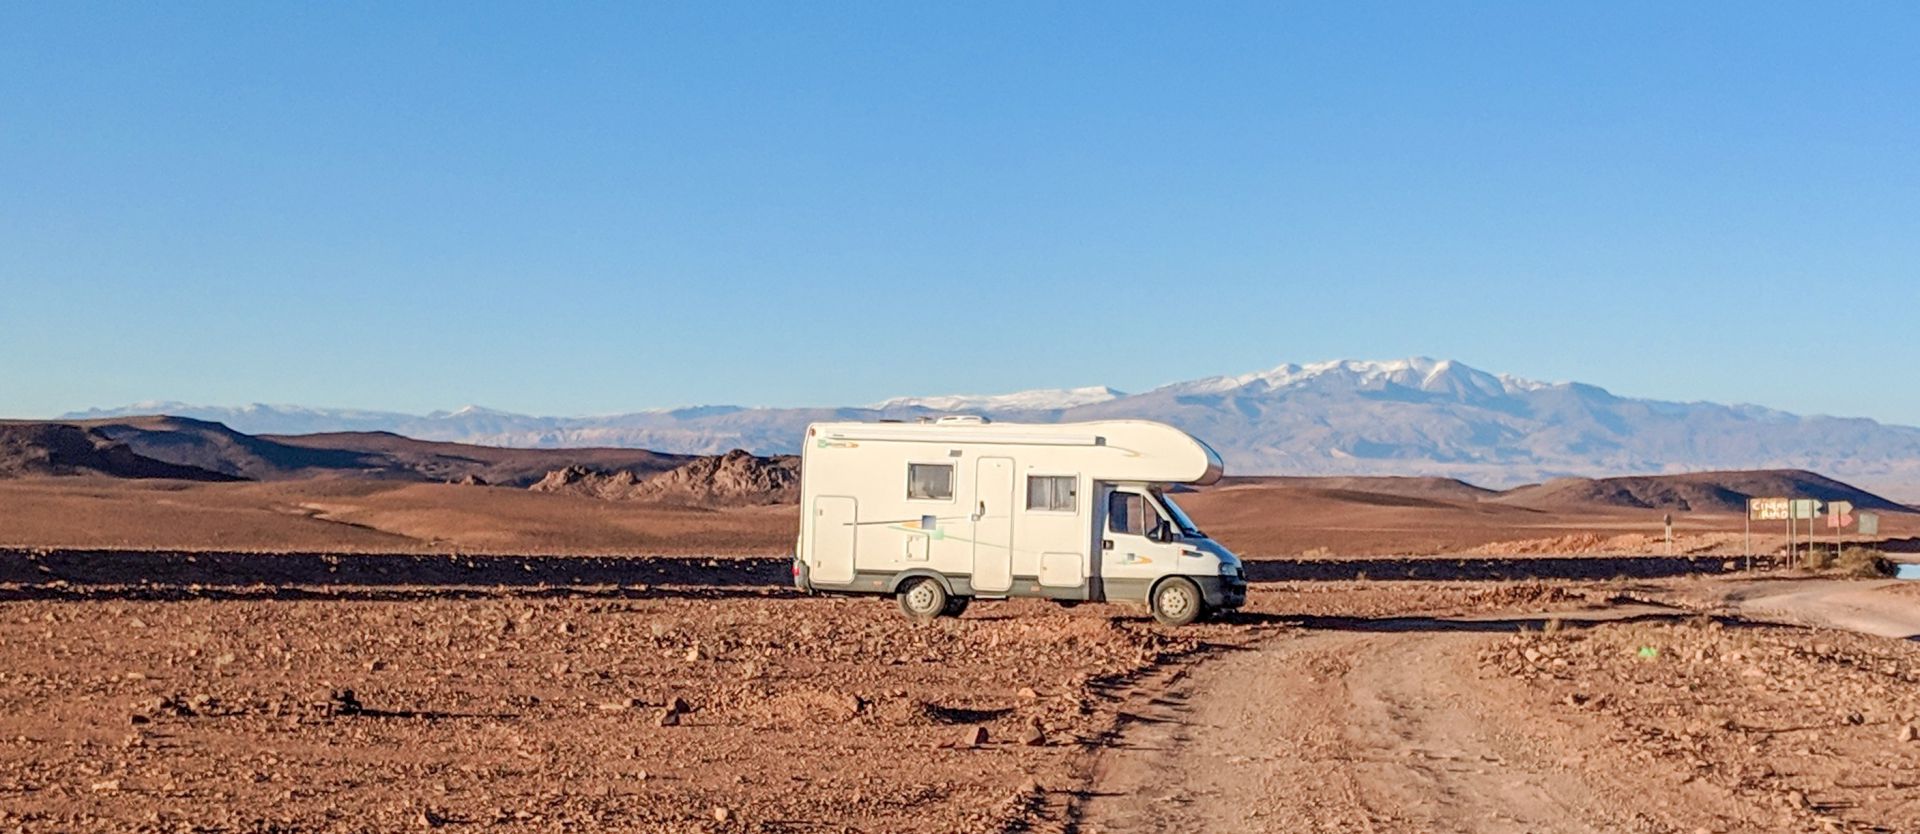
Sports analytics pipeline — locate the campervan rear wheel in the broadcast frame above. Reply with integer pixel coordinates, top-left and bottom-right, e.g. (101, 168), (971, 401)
(941, 596), (971, 618)
(896, 577), (949, 621)
(1150, 577), (1204, 627)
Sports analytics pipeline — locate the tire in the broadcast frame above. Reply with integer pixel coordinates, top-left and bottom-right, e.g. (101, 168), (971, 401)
(1150, 577), (1204, 627)
(1050, 599), (1082, 609)
(896, 577), (949, 622)
(941, 595), (971, 618)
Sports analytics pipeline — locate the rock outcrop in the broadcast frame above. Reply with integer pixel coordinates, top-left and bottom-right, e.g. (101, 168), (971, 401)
(628, 450), (800, 506)
(527, 450), (799, 506)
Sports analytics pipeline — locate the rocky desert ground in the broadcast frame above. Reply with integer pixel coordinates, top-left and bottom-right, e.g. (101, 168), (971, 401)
(2, 418), (1918, 832)
(3, 555), (1919, 834)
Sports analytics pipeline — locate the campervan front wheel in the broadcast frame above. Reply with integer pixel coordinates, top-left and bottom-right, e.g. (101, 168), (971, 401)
(1150, 577), (1204, 627)
(896, 577), (949, 622)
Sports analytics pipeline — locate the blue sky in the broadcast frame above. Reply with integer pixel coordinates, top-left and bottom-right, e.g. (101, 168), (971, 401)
(4, 3), (1917, 423)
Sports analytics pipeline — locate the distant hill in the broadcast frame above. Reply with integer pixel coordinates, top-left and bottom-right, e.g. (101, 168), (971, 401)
(75, 415), (386, 480)
(0, 423), (237, 481)
(1493, 470), (1910, 514)
(1199, 468), (1913, 516)
(16, 417), (695, 487)
(1216, 475), (1497, 504)
(264, 430), (694, 487)
(66, 357), (1920, 496)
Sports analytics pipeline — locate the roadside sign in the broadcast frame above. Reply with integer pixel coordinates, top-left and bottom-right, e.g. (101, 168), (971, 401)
(1826, 500), (1855, 529)
(1859, 512), (1879, 536)
(1749, 497), (1790, 521)
(1790, 499), (1822, 520)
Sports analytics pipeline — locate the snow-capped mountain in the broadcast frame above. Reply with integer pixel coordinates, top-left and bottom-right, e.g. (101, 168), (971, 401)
(62, 358), (1920, 494)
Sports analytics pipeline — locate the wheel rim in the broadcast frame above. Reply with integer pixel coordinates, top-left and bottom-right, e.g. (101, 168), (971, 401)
(1158, 584), (1194, 618)
(907, 583), (938, 613)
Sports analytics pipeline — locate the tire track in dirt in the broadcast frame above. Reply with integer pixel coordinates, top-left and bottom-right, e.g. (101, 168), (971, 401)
(1072, 620), (1760, 833)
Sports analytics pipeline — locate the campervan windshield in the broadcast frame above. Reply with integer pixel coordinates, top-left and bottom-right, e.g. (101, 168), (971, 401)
(1152, 489), (1205, 538)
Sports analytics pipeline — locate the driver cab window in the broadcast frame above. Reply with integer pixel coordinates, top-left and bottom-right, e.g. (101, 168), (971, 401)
(1107, 491), (1156, 537)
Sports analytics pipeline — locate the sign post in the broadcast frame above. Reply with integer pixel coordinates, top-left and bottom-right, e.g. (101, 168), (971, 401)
(1789, 499), (1822, 570)
(1826, 501), (1855, 561)
(1749, 498), (1789, 570)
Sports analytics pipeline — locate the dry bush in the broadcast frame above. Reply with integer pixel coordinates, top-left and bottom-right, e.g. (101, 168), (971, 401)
(1801, 546), (1835, 571)
(1835, 546), (1894, 578)
(1804, 546), (1893, 577)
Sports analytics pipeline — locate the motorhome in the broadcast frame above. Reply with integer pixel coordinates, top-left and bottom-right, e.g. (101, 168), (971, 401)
(791, 416), (1245, 625)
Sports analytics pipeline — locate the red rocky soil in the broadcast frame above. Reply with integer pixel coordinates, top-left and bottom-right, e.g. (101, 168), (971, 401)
(0, 585), (1230, 833)
(1480, 619), (1920, 832)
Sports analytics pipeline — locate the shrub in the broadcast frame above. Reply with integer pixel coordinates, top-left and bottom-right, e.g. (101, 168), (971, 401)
(1801, 546), (1835, 571)
(1835, 547), (1894, 578)
(1804, 546), (1893, 577)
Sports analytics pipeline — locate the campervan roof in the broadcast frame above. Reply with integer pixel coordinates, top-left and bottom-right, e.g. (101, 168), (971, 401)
(807, 419), (1225, 485)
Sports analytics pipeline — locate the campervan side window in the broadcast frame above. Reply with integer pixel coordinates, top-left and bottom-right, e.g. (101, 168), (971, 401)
(1026, 475), (1077, 512)
(906, 463), (954, 500)
(1107, 490), (1167, 537)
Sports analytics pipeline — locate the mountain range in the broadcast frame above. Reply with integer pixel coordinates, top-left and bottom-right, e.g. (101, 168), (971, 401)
(63, 358), (1920, 497)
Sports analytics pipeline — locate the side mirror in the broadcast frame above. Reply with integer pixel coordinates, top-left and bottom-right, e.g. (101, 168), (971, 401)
(1150, 525), (1175, 544)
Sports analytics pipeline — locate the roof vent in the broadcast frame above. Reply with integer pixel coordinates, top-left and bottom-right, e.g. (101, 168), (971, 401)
(935, 415), (990, 425)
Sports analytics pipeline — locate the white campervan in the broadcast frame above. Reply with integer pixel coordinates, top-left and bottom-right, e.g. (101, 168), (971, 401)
(791, 416), (1245, 625)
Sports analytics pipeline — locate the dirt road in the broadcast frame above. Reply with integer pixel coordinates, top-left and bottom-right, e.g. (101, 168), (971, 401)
(1077, 626), (1703, 833)
(1717, 578), (1920, 639)
(1077, 609), (1920, 834)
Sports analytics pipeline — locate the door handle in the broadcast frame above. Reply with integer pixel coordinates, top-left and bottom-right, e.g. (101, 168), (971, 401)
(971, 501), (985, 522)
(1102, 539), (1114, 550)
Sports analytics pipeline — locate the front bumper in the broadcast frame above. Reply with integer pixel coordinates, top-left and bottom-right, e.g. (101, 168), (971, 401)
(1194, 575), (1247, 609)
